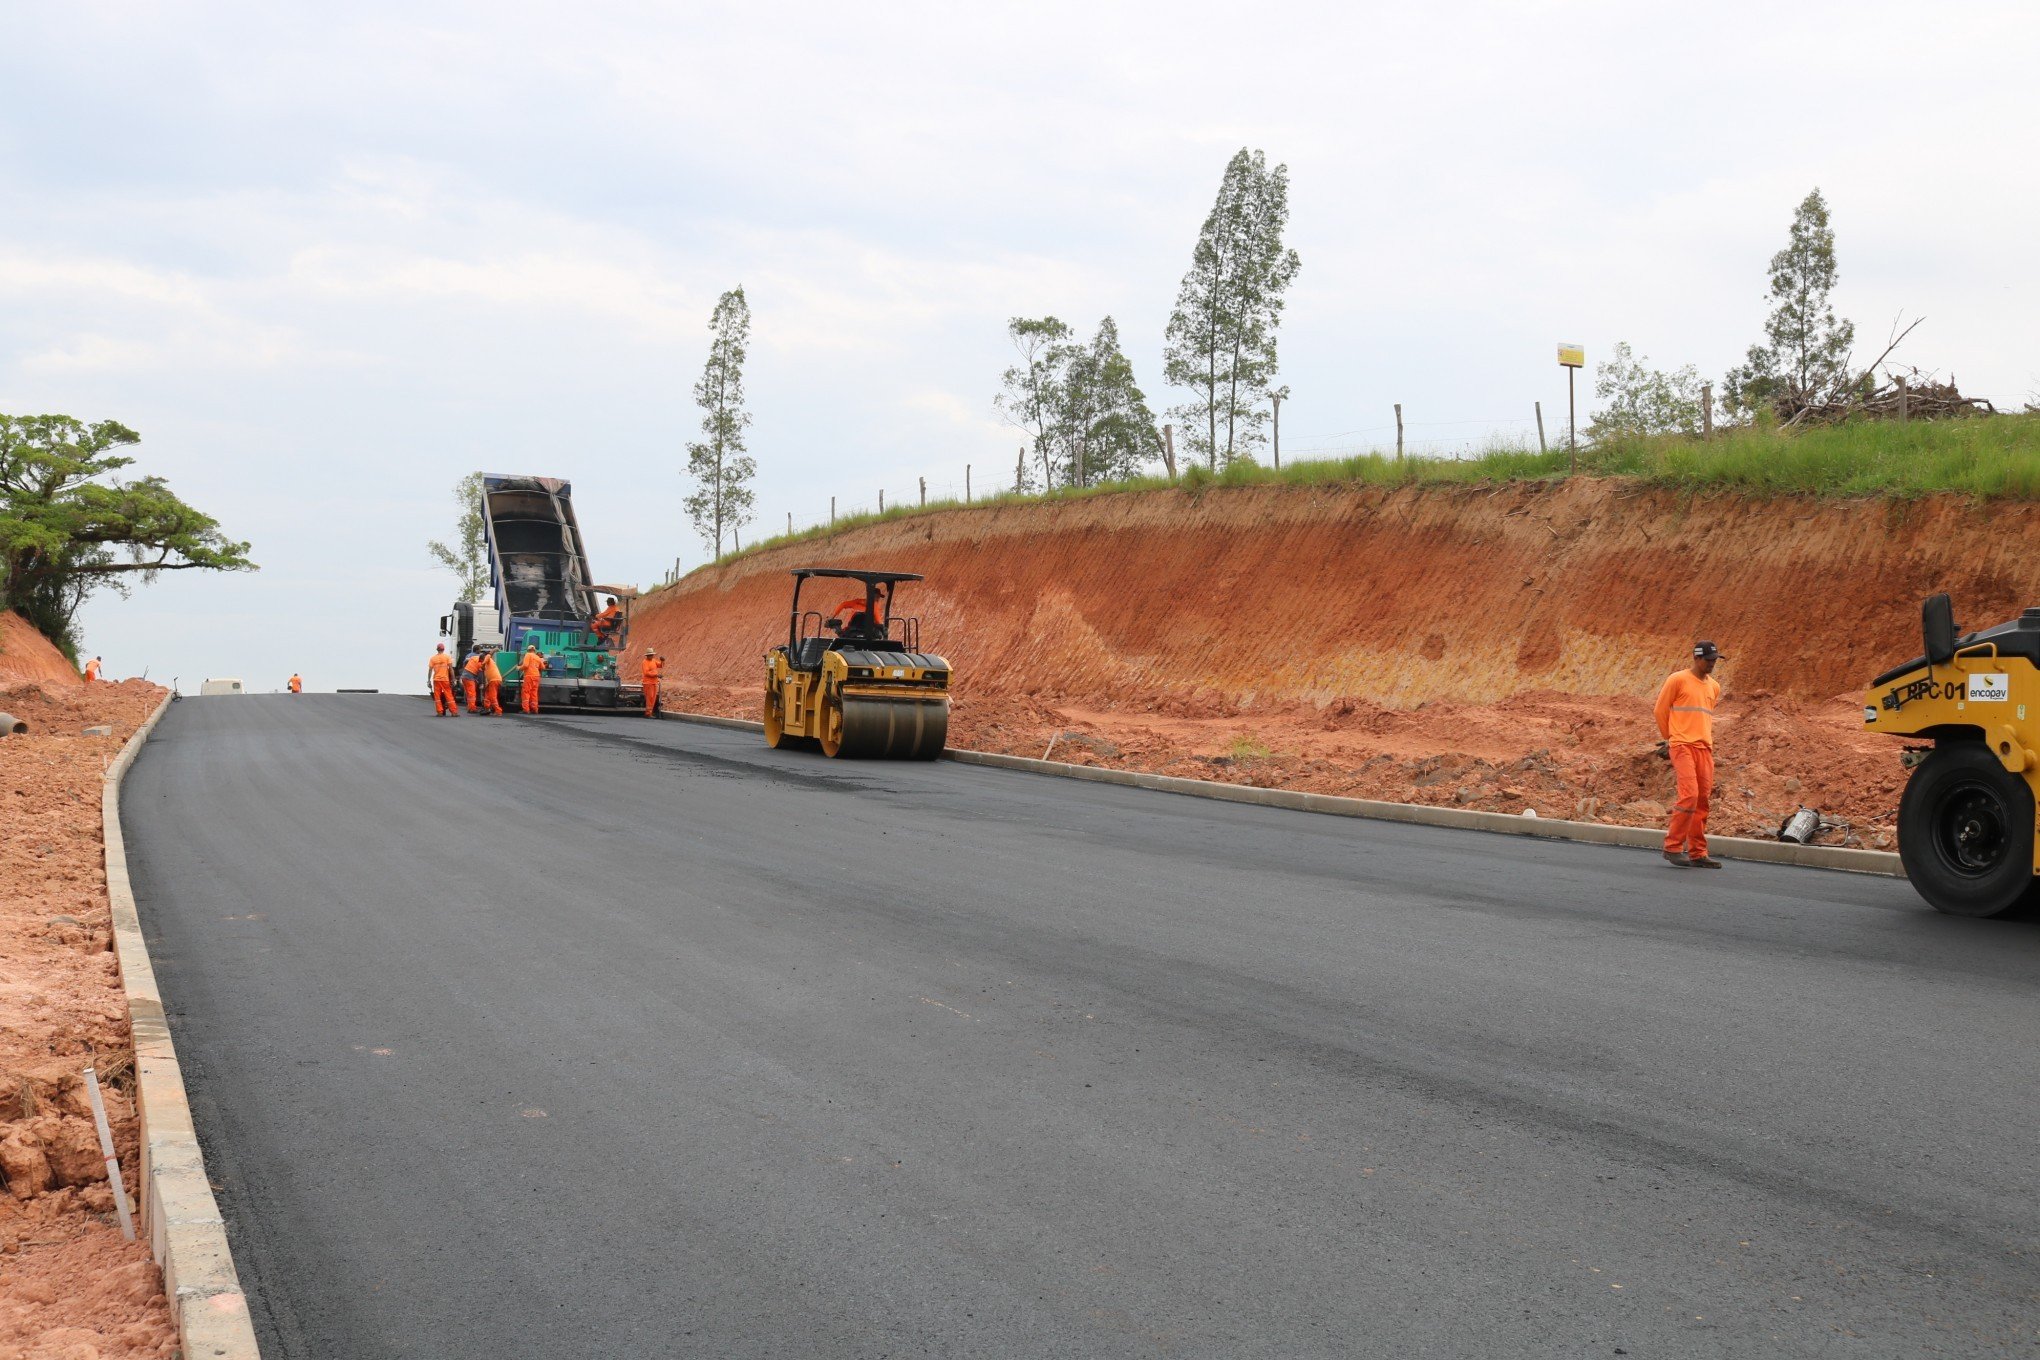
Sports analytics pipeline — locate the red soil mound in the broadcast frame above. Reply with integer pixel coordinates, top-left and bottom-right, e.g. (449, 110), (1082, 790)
(0, 613), (80, 689)
(633, 480), (2039, 843)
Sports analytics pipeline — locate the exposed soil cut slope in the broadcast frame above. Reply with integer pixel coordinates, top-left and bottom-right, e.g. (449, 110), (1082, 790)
(0, 613), (81, 689)
(633, 480), (2040, 843)
(1, 678), (176, 1359)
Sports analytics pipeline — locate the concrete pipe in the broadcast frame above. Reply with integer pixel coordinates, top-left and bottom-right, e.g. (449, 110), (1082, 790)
(0, 712), (26, 735)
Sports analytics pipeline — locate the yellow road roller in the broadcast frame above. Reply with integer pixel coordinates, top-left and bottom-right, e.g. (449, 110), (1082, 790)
(763, 568), (951, 758)
(1864, 593), (2040, 917)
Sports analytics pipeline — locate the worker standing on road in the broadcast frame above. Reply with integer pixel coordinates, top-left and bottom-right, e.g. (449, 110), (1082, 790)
(480, 647), (505, 715)
(1655, 640), (1726, 869)
(288, 673), (303, 695)
(515, 643), (548, 714)
(640, 647), (663, 718)
(83, 655), (103, 682)
(461, 648), (484, 714)
(428, 643), (458, 717)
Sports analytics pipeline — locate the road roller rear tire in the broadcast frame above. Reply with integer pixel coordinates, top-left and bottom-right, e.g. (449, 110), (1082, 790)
(1897, 742), (2035, 918)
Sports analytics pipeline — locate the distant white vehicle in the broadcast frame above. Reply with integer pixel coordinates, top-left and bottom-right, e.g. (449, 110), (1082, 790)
(198, 678), (245, 696)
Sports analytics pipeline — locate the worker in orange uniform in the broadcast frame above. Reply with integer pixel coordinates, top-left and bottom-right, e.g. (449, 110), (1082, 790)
(591, 598), (622, 649)
(1655, 640), (1726, 868)
(288, 673), (303, 695)
(514, 643), (548, 714)
(481, 647), (505, 715)
(461, 648), (484, 714)
(640, 646), (663, 718)
(427, 643), (458, 716)
(83, 656), (103, 681)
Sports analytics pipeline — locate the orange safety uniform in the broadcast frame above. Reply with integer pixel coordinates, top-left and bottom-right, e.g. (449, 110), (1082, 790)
(83, 659), (101, 682)
(1655, 668), (1722, 858)
(428, 652), (458, 715)
(462, 653), (483, 713)
(591, 603), (622, 646)
(640, 654), (664, 717)
(288, 674), (302, 694)
(481, 652), (504, 715)
(516, 650), (547, 713)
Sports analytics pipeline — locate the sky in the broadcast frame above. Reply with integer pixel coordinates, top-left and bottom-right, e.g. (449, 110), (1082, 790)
(3, 0), (2035, 694)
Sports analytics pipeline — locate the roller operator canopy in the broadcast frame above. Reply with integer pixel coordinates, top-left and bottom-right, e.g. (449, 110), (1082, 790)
(789, 569), (924, 585)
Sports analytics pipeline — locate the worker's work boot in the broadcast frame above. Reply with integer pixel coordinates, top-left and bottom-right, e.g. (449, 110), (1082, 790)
(1663, 850), (1694, 868)
(1687, 855), (1724, 869)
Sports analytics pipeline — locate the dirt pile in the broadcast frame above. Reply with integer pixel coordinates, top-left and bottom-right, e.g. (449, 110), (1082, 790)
(0, 613), (81, 690)
(635, 480), (2039, 843)
(0, 678), (176, 1359)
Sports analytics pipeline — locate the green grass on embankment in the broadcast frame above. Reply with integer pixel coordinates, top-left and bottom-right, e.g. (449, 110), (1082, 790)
(690, 413), (2040, 574)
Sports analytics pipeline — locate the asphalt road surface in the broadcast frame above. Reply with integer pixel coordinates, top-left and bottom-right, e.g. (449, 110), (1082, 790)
(124, 695), (2040, 1358)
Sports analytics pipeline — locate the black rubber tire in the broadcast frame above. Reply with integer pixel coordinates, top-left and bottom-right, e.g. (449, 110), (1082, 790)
(1897, 743), (2036, 918)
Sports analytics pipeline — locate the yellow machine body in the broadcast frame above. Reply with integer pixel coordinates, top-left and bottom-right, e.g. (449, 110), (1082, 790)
(1864, 598), (2040, 916)
(762, 567), (951, 759)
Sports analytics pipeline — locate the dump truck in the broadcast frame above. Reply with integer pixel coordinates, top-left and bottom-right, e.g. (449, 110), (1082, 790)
(762, 568), (950, 758)
(437, 474), (641, 712)
(1864, 593), (2040, 917)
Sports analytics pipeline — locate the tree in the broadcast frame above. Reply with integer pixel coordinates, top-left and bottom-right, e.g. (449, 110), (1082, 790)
(996, 316), (1163, 489)
(1587, 342), (1709, 441)
(994, 316), (1072, 493)
(1163, 148), (1301, 468)
(1054, 318), (1164, 487)
(683, 287), (756, 559)
(425, 471), (489, 602)
(0, 413), (254, 652)
(1723, 188), (1856, 417)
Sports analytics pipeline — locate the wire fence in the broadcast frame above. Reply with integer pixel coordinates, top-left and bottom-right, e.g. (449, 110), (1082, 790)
(654, 405), (1576, 585)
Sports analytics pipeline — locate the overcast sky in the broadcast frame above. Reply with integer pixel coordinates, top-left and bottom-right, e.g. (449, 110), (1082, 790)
(4, 1), (2034, 694)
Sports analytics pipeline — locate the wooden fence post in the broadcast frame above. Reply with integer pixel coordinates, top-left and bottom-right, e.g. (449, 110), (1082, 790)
(1271, 393), (1282, 469)
(787, 512), (793, 536)
(879, 489), (885, 513)
(965, 464), (971, 502)
(1701, 383), (1714, 437)
(1394, 404), (1404, 463)
(1535, 401), (1547, 453)
(1897, 377), (1909, 423)
(1163, 424), (1176, 479)
(830, 496), (835, 531)
(1016, 447), (1025, 493)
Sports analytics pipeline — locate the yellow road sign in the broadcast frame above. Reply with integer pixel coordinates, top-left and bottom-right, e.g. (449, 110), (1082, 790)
(1557, 343), (1585, 368)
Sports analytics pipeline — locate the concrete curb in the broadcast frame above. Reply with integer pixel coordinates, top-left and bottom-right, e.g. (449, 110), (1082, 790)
(105, 692), (264, 1358)
(656, 707), (1903, 878)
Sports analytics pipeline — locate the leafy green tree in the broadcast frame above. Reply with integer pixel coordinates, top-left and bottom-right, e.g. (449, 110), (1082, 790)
(994, 316), (1073, 492)
(1163, 148), (1301, 468)
(1723, 188), (1856, 416)
(1054, 318), (1164, 487)
(683, 287), (756, 559)
(425, 471), (489, 602)
(0, 414), (254, 653)
(1587, 342), (1709, 440)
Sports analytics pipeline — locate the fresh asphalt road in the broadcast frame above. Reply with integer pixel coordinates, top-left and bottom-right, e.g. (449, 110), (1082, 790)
(123, 695), (2040, 1358)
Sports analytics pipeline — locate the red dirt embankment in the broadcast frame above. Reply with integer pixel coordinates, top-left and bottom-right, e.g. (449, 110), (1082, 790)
(0, 621), (175, 1359)
(632, 480), (2040, 844)
(0, 612), (82, 689)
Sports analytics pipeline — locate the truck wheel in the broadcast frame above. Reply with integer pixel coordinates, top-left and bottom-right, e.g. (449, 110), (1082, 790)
(1897, 742), (2036, 918)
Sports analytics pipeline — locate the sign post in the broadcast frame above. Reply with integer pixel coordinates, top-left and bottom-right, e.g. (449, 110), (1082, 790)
(1556, 343), (1585, 474)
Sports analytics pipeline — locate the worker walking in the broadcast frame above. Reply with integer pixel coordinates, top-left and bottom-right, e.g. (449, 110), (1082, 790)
(83, 656), (103, 682)
(461, 648), (484, 714)
(641, 647), (663, 718)
(288, 673), (303, 695)
(428, 643), (458, 716)
(481, 647), (505, 715)
(1655, 640), (1726, 868)
(515, 643), (548, 714)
